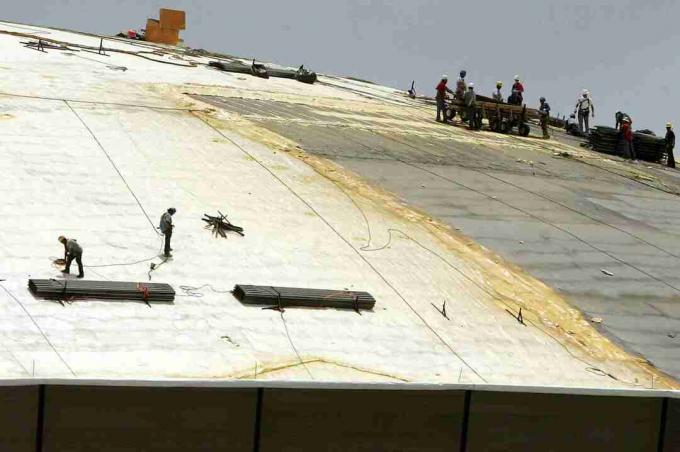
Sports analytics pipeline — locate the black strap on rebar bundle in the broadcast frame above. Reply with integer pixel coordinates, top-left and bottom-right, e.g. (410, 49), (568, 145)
(353, 295), (362, 316)
(262, 287), (285, 313)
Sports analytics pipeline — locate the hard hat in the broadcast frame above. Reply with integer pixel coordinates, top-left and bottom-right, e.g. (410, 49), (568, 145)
(667, 122), (673, 128)
(496, 81), (503, 87)
(468, 82), (474, 88)
(623, 117), (631, 123)
(514, 75), (520, 80)
(442, 74), (448, 80)
(58, 235), (66, 242)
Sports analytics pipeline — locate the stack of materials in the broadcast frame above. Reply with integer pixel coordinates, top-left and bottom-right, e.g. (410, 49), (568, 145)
(587, 126), (619, 156)
(587, 126), (667, 162)
(28, 279), (175, 304)
(233, 284), (376, 311)
(633, 132), (666, 163)
(202, 212), (244, 238)
(209, 60), (317, 84)
(145, 8), (186, 45)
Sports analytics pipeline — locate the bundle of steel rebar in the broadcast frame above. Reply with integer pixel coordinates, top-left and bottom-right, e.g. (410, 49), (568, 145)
(233, 284), (376, 310)
(28, 279), (175, 303)
(202, 212), (244, 238)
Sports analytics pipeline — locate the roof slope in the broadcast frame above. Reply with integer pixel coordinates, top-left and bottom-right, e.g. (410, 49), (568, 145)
(0, 21), (674, 389)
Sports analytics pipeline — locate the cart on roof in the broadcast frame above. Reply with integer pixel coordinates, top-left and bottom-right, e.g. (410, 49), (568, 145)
(444, 96), (541, 137)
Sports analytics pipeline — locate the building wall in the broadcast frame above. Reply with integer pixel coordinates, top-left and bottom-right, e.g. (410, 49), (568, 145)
(0, 384), (676, 451)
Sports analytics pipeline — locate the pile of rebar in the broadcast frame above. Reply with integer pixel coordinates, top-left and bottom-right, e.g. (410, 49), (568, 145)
(233, 284), (376, 311)
(202, 212), (244, 239)
(28, 279), (175, 303)
(587, 126), (667, 162)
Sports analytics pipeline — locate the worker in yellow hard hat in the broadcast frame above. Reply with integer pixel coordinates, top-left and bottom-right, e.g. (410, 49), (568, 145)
(666, 122), (675, 168)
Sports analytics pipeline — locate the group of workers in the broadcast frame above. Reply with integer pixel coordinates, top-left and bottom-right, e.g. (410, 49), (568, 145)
(434, 72), (676, 168)
(57, 208), (177, 279)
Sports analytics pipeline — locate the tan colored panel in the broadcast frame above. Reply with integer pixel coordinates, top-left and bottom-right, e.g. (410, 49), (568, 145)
(42, 386), (256, 452)
(468, 391), (662, 452)
(0, 386), (38, 452)
(260, 389), (465, 452)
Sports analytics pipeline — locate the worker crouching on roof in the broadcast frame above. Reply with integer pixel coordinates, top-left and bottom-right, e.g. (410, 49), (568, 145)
(666, 122), (676, 168)
(436, 75), (454, 123)
(58, 236), (84, 278)
(539, 97), (551, 139)
(159, 207), (176, 258)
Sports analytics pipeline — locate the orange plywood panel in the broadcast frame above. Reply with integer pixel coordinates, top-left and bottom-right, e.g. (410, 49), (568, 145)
(160, 8), (186, 30)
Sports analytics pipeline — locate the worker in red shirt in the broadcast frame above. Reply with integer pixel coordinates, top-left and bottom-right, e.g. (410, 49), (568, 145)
(435, 75), (453, 123)
(509, 75), (524, 105)
(620, 118), (636, 160)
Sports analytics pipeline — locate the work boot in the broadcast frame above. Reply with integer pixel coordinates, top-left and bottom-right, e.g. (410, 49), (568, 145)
(77, 274), (84, 279)
(61, 270), (69, 274)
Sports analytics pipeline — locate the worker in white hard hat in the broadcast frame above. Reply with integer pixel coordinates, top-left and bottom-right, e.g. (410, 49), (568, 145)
(435, 74), (453, 122)
(510, 76), (524, 105)
(435, 75), (453, 123)
(666, 122), (676, 168)
(455, 70), (467, 100)
(574, 90), (595, 133)
(464, 83), (477, 129)
(492, 81), (504, 103)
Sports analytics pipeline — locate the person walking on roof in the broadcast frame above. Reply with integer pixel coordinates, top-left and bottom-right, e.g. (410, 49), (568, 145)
(492, 81), (504, 103)
(58, 235), (84, 278)
(666, 122), (676, 168)
(575, 90), (595, 133)
(159, 207), (176, 258)
(619, 118), (636, 160)
(510, 75), (524, 105)
(455, 70), (467, 100)
(464, 83), (477, 129)
(435, 75), (454, 123)
(539, 97), (551, 139)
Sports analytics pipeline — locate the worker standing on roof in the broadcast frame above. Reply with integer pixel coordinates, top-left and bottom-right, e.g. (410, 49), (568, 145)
(492, 81), (504, 103)
(619, 118), (636, 160)
(58, 235), (84, 278)
(539, 97), (551, 139)
(408, 81), (416, 99)
(455, 70), (467, 100)
(159, 207), (176, 258)
(666, 122), (676, 168)
(575, 90), (595, 133)
(464, 83), (477, 129)
(510, 76), (524, 105)
(435, 75), (454, 123)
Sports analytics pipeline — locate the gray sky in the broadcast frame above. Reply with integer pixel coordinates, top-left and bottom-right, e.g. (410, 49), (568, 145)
(4, 0), (679, 132)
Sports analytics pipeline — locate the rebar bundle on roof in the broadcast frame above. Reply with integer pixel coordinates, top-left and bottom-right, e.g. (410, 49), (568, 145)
(233, 284), (376, 311)
(28, 279), (175, 304)
(202, 212), (244, 238)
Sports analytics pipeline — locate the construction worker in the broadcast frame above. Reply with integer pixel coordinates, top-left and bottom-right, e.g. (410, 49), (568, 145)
(455, 70), (467, 100)
(464, 83), (477, 129)
(435, 75), (453, 122)
(509, 75), (524, 105)
(615, 111), (631, 130)
(575, 90), (595, 133)
(492, 81), (504, 103)
(565, 114), (581, 136)
(666, 122), (676, 168)
(159, 207), (176, 258)
(619, 118), (636, 160)
(539, 97), (551, 139)
(58, 236), (84, 278)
